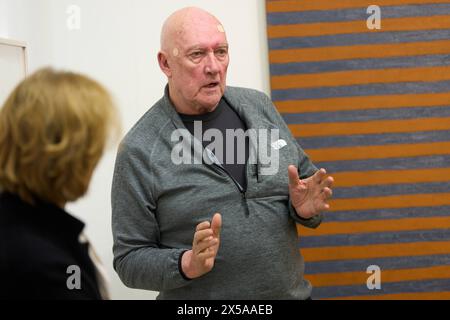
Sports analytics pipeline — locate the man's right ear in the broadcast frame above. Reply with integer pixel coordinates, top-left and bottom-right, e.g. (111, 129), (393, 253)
(158, 52), (172, 77)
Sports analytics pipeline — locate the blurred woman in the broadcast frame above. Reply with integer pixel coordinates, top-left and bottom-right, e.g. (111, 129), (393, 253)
(0, 68), (120, 299)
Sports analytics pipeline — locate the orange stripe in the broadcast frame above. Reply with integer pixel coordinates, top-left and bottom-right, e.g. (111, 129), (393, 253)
(274, 92), (450, 114)
(307, 265), (450, 287)
(326, 291), (450, 300)
(289, 117), (450, 137)
(267, 0), (447, 13)
(298, 217), (450, 237)
(305, 141), (450, 162)
(329, 193), (450, 212)
(271, 66), (450, 90)
(332, 168), (450, 187)
(268, 15), (450, 38)
(301, 241), (450, 261)
(269, 40), (450, 63)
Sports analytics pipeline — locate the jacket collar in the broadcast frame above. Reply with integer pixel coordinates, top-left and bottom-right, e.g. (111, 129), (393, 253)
(0, 192), (85, 241)
(223, 87), (264, 131)
(161, 84), (264, 131)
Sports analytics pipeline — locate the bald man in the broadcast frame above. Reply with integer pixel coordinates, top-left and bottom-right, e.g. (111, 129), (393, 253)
(112, 7), (334, 300)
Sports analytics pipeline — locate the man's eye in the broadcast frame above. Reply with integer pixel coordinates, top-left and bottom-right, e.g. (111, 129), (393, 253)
(190, 52), (203, 59)
(215, 49), (228, 57)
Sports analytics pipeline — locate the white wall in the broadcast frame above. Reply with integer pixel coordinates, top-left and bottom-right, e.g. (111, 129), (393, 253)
(1, 0), (270, 299)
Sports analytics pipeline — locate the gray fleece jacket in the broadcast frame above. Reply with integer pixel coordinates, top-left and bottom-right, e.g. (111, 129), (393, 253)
(111, 86), (321, 300)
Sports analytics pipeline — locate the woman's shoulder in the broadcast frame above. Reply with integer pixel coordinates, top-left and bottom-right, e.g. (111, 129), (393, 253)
(0, 192), (85, 269)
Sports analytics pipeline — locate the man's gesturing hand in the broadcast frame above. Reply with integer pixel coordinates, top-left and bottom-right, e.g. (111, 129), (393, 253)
(181, 213), (222, 279)
(288, 165), (334, 219)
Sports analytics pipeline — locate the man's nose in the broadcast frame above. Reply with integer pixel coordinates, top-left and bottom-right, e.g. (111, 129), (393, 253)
(204, 52), (220, 75)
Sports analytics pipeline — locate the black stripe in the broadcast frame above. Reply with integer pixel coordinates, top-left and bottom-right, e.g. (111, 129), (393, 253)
(298, 131), (450, 149)
(333, 181), (450, 199)
(315, 155), (450, 173)
(300, 229), (450, 248)
(324, 206), (450, 223)
(271, 54), (450, 76)
(283, 105), (450, 124)
(306, 254), (450, 275)
(267, 4), (450, 25)
(313, 278), (450, 299)
(269, 29), (450, 50)
(272, 80), (450, 101)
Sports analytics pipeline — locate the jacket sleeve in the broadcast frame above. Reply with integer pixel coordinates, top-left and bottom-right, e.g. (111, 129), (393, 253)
(259, 92), (323, 229)
(111, 141), (191, 292)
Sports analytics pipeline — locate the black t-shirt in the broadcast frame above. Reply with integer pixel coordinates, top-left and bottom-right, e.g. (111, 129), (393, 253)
(179, 98), (249, 191)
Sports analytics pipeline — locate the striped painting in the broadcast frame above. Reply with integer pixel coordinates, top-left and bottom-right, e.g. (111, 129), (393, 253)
(266, 0), (450, 299)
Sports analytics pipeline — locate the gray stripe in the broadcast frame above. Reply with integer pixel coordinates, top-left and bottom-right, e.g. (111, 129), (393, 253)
(272, 80), (450, 101)
(269, 29), (450, 50)
(306, 254), (450, 275)
(298, 131), (450, 149)
(283, 105), (450, 124)
(312, 278), (450, 299)
(299, 229), (450, 248)
(333, 181), (450, 199)
(271, 54), (450, 76)
(324, 206), (450, 223)
(315, 155), (450, 173)
(268, 3), (450, 25)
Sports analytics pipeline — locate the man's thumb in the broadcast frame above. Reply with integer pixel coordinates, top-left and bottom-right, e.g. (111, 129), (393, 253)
(211, 213), (222, 237)
(288, 165), (300, 186)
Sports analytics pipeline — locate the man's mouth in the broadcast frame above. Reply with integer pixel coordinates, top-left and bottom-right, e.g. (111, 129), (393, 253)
(204, 82), (219, 88)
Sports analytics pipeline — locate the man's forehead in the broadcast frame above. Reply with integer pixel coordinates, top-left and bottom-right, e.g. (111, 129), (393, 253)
(175, 18), (226, 41)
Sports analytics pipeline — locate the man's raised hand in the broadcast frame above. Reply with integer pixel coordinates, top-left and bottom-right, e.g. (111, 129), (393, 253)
(288, 165), (334, 219)
(181, 213), (222, 279)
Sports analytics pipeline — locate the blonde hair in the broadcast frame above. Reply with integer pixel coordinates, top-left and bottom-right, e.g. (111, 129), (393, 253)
(0, 67), (120, 206)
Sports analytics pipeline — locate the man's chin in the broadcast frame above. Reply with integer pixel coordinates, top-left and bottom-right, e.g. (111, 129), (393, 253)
(204, 103), (220, 113)
(196, 99), (221, 114)
(194, 90), (224, 111)
(200, 96), (222, 107)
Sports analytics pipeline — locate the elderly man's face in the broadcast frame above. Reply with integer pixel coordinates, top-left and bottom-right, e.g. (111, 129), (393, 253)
(170, 21), (229, 114)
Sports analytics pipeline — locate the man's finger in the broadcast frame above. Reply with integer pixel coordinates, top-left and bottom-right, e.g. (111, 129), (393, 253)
(196, 221), (211, 232)
(288, 165), (300, 186)
(313, 168), (327, 184)
(211, 213), (222, 237)
(320, 176), (334, 190)
(193, 229), (213, 245)
(198, 248), (217, 261)
(195, 237), (218, 255)
(321, 187), (333, 200)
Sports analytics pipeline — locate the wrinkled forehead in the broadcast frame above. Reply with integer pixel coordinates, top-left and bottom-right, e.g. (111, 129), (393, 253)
(176, 19), (228, 51)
